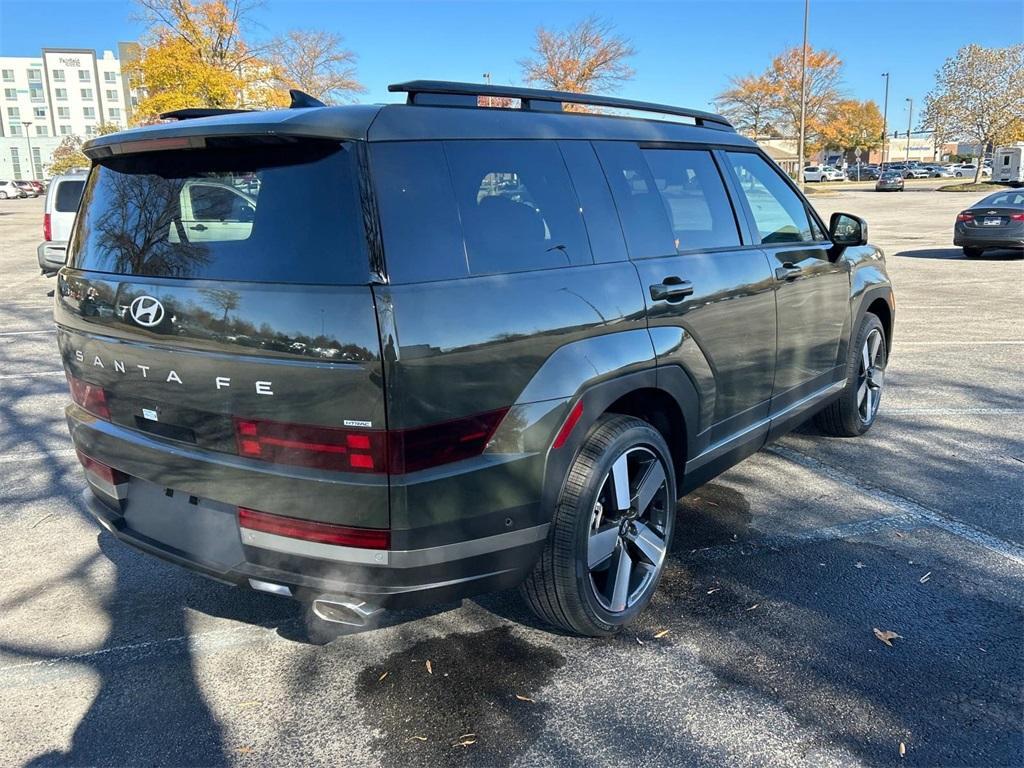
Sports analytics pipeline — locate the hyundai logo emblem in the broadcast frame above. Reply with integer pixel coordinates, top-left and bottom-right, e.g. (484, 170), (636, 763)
(129, 295), (165, 327)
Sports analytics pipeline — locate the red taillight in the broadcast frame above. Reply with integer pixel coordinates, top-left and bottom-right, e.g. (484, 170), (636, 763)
(1011, 213), (1024, 221)
(67, 373), (110, 419)
(234, 417), (385, 473)
(76, 449), (128, 486)
(43, 212), (51, 242)
(388, 408), (508, 474)
(239, 507), (390, 549)
(552, 401), (584, 449)
(233, 408), (508, 474)
(956, 212), (973, 222)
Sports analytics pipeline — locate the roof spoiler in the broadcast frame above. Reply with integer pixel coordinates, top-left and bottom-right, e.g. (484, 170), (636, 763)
(159, 90), (326, 121)
(388, 80), (734, 130)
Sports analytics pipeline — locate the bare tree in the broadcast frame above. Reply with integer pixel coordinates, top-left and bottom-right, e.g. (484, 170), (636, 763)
(271, 29), (365, 104)
(520, 15), (635, 98)
(922, 43), (1024, 183)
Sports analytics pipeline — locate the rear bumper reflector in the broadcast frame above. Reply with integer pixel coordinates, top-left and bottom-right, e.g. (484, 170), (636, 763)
(238, 507), (390, 550)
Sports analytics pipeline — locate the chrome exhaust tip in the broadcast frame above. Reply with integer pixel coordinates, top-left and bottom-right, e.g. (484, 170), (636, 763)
(311, 595), (383, 628)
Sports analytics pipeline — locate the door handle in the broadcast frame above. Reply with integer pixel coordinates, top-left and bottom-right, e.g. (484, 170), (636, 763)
(775, 263), (802, 281)
(189, 224), (208, 232)
(649, 277), (694, 303)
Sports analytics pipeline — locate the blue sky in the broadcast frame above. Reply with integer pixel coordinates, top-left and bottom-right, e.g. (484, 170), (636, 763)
(1, 0), (1021, 128)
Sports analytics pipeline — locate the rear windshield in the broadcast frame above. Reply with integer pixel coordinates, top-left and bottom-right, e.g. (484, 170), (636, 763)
(69, 141), (368, 284)
(55, 180), (84, 212)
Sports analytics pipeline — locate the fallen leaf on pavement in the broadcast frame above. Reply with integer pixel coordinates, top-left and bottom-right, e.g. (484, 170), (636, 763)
(873, 628), (903, 647)
(453, 733), (477, 748)
(707, 587), (720, 594)
(919, 572), (931, 583)
(635, 636), (644, 645)
(515, 694), (534, 703)
(378, 671), (389, 683)
(425, 660), (433, 675)
(235, 747), (254, 755)
(654, 629), (670, 639)
(854, 561), (865, 569)
(899, 741), (906, 757)
(745, 603), (760, 611)
(409, 736), (427, 742)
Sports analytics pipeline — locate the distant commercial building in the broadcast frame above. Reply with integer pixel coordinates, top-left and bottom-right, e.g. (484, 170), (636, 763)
(0, 45), (139, 179)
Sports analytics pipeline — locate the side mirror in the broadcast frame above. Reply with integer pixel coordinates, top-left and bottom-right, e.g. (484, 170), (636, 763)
(829, 212), (868, 247)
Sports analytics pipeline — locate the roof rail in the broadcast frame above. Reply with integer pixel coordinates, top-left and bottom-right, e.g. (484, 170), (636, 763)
(388, 80), (734, 130)
(159, 107), (252, 121)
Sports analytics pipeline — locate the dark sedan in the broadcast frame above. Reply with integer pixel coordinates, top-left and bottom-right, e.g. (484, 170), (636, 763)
(875, 171), (905, 192)
(954, 190), (1024, 257)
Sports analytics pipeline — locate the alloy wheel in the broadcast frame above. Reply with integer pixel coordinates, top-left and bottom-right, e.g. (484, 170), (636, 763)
(587, 446), (671, 613)
(858, 328), (885, 423)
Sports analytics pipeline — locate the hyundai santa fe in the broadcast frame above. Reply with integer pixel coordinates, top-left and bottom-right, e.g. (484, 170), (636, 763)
(58, 81), (895, 636)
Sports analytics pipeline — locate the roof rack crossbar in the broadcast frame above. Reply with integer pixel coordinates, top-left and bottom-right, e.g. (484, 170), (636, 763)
(388, 80), (734, 130)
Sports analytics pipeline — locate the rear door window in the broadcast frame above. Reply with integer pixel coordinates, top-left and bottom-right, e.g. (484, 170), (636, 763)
(640, 148), (741, 251)
(54, 179), (84, 212)
(444, 140), (592, 275)
(725, 152), (814, 244)
(593, 141), (676, 259)
(70, 141), (368, 284)
(558, 140), (628, 264)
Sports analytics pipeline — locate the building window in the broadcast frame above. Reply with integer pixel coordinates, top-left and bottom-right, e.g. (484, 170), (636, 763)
(10, 147), (22, 180)
(78, 70), (91, 82)
(59, 125), (73, 135)
(1, 69), (14, 82)
(108, 107), (121, 120)
(27, 68), (42, 81)
(35, 125), (48, 137)
(58, 106), (70, 119)
(9, 124), (22, 136)
(81, 88), (93, 100)
(105, 89), (119, 101)
(104, 71), (117, 83)
(29, 86), (44, 102)
(3, 88), (15, 100)
(33, 106), (46, 119)
(85, 125), (97, 136)
(83, 106), (96, 119)
(52, 69), (65, 82)
(7, 106), (20, 120)
(55, 88), (67, 100)
(31, 147), (43, 179)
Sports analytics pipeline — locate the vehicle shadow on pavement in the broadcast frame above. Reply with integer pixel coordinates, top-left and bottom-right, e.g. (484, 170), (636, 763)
(896, 247), (1024, 260)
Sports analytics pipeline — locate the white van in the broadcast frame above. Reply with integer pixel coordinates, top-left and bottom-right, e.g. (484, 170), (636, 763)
(37, 171), (87, 275)
(992, 144), (1024, 185)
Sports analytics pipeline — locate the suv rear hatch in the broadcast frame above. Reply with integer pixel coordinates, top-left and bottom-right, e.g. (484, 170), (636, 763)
(58, 137), (390, 570)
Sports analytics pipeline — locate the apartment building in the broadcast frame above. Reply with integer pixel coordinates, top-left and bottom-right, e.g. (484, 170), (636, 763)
(0, 45), (137, 179)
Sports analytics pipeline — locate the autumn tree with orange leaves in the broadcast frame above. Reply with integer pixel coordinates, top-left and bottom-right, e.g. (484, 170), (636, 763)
(520, 16), (635, 107)
(818, 99), (884, 159)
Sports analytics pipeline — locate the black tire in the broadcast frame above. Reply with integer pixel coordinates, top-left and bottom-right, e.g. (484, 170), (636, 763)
(815, 313), (887, 437)
(963, 246), (984, 258)
(521, 414), (676, 636)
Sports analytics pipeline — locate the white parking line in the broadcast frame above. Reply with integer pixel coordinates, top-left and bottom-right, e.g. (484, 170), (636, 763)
(0, 370), (64, 380)
(885, 407), (1024, 415)
(898, 340), (1024, 345)
(0, 330), (56, 337)
(768, 445), (1024, 567)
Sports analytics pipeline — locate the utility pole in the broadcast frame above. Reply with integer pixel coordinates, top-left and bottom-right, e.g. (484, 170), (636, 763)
(797, 0), (810, 186)
(482, 72), (491, 107)
(880, 73), (889, 167)
(21, 121), (33, 181)
(905, 97), (913, 163)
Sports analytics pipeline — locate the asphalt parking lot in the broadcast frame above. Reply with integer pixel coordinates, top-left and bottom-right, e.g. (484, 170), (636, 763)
(1, 187), (1021, 767)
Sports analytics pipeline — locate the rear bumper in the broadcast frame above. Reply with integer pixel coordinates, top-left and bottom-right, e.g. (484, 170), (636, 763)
(37, 241), (67, 274)
(953, 226), (1024, 249)
(81, 485), (546, 609)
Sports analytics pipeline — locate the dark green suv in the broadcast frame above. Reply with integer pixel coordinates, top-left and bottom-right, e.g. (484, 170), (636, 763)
(58, 81), (894, 636)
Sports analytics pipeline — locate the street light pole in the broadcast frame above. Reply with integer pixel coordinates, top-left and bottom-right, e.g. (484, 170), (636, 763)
(880, 73), (889, 167)
(905, 97), (913, 163)
(796, 0), (810, 186)
(21, 120), (33, 181)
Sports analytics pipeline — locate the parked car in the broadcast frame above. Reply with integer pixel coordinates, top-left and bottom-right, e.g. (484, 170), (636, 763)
(847, 164), (880, 180)
(926, 165), (955, 178)
(954, 189), (1024, 257)
(803, 165), (845, 182)
(13, 180), (40, 197)
(37, 171), (87, 276)
(875, 171), (905, 191)
(992, 144), (1024, 185)
(0, 180), (27, 199)
(61, 81), (894, 637)
(953, 164), (992, 179)
(901, 166), (930, 179)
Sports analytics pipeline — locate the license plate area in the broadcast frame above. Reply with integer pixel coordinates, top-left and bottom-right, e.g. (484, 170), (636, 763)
(121, 480), (245, 570)
(983, 217), (1003, 226)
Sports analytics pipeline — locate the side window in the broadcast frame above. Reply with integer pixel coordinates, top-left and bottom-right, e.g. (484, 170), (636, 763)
(593, 141), (676, 259)
(726, 152), (813, 244)
(558, 140), (628, 264)
(640, 149), (741, 251)
(444, 140), (592, 275)
(371, 142), (467, 283)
